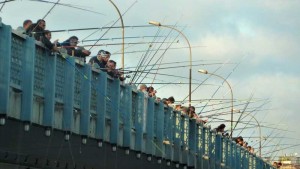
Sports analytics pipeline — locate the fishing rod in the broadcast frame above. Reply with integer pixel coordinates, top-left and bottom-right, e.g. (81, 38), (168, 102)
(124, 59), (231, 69)
(125, 62), (239, 72)
(199, 101), (258, 114)
(30, 0), (61, 33)
(133, 29), (175, 84)
(134, 24), (184, 85)
(125, 70), (196, 80)
(58, 41), (179, 48)
(151, 54), (165, 86)
(233, 125), (292, 132)
(82, 35), (167, 42)
(130, 29), (162, 83)
(83, 1), (137, 43)
(240, 97), (270, 125)
(194, 99), (269, 110)
(89, 0), (137, 51)
(28, 0), (105, 15)
(182, 59), (233, 109)
(129, 82), (220, 85)
(198, 57), (246, 125)
(200, 104), (273, 118)
(0, 0), (14, 4)
(154, 78), (183, 90)
(113, 45), (207, 55)
(0, 0), (14, 11)
(231, 92), (255, 133)
(261, 144), (300, 156)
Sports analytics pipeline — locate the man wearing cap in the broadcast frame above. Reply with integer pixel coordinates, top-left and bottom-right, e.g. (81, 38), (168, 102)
(88, 50), (111, 70)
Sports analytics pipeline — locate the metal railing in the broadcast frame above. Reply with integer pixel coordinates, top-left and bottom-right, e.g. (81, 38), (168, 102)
(0, 19), (274, 169)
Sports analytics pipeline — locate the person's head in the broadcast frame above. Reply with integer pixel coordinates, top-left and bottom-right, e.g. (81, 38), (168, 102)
(273, 162), (278, 167)
(44, 30), (51, 40)
(147, 86), (154, 93)
(139, 84), (147, 91)
(156, 97), (161, 102)
(247, 146), (252, 151)
(175, 105), (181, 111)
(181, 106), (188, 113)
(36, 19), (46, 30)
(217, 124), (226, 132)
(189, 106), (195, 112)
(23, 19), (32, 30)
(97, 50), (111, 62)
(167, 96), (175, 104)
(106, 60), (116, 70)
(237, 136), (244, 146)
(68, 36), (79, 46)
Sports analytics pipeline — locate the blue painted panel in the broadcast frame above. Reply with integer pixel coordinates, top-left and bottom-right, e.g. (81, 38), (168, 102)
(95, 71), (107, 140)
(80, 64), (91, 136)
(33, 46), (46, 96)
(215, 133), (222, 169)
(90, 72), (98, 113)
(55, 56), (65, 102)
(188, 119), (196, 167)
(131, 92), (137, 129)
(145, 97), (154, 155)
(20, 36), (35, 122)
(0, 23), (11, 116)
(123, 85), (132, 148)
(196, 124), (203, 169)
(134, 91), (144, 152)
(73, 66), (82, 109)
(164, 107), (172, 161)
(119, 86), (125, 124)
(236, 146), (241, 169)
(62, 57), (75, 131)
(106, 79), (113, 118)
(42, 52), (56, 127)
(110, 78), (120, 145)
(172, 111), (180, 163)
(10, 34), (24, 89)
(154, 102), (164, 158)
(232, 141), (237, 169)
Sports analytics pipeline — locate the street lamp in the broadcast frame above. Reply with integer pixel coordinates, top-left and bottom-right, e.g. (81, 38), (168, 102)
(149, 21), (192, 107)
(198, 69), (234, 136)
(109, 0), (125, 70)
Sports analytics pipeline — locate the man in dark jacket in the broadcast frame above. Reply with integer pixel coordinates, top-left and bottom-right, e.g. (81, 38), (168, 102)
(27, 19), (57, 51)
(88, 50), (111, 70)
(60, 36), (91, 62)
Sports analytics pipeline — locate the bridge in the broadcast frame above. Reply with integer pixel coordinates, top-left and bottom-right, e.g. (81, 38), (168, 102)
(0, 18), (274, 169)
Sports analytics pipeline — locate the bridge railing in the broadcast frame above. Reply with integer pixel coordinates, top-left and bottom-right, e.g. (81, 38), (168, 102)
(0, 19), (274, 169)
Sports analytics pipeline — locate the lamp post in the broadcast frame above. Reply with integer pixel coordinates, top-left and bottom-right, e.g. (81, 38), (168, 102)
(109, 0), (124, 70)
(198, 69), (234, 136)
(149, 21), (192, 107)
(238, 111), (262, 156)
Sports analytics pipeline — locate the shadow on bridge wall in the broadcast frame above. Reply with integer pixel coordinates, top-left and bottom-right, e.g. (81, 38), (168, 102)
(0, 119), (184, 169)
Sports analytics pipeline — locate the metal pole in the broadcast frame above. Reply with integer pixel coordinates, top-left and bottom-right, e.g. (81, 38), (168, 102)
(157, 24), (192, 107)
(205, 72), (233, 137)
(109, 0), (125, 70)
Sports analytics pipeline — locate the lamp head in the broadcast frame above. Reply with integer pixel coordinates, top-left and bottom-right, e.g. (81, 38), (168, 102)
(233, 109), (241, 113)
(198, 69), (208, 74)
(149, 21), (161, 26)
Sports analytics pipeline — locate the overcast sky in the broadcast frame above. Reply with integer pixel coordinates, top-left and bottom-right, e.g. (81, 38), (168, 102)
(1, 0), (299, 159)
